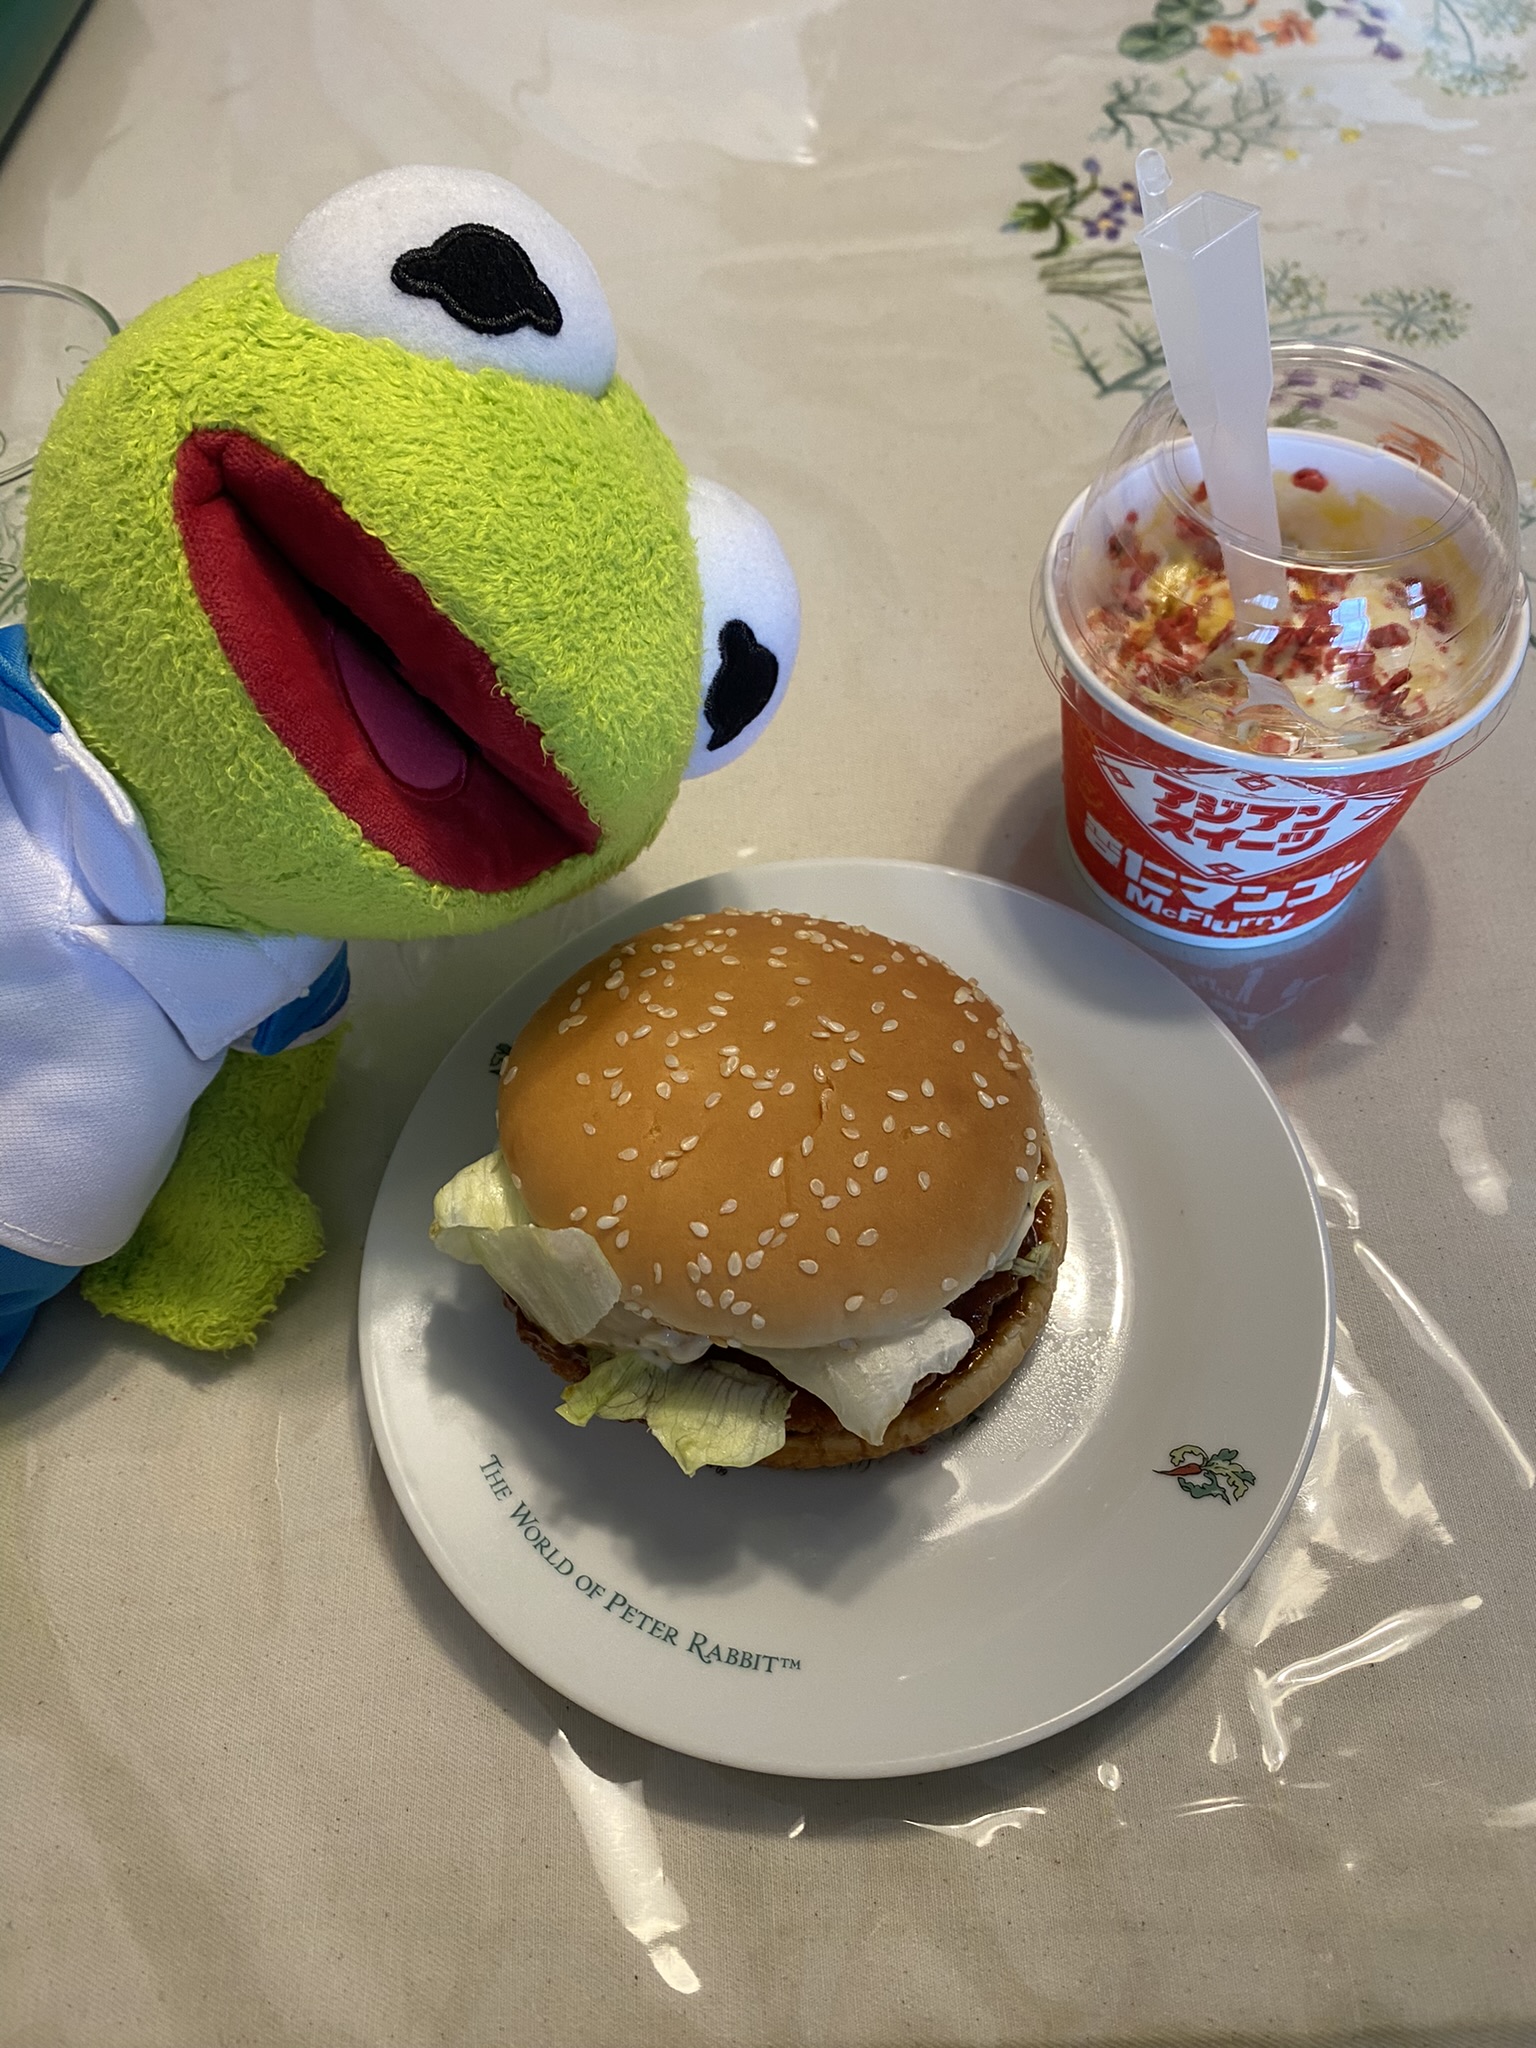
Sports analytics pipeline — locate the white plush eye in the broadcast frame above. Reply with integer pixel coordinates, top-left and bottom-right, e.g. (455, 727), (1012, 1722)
(683, 479), (800, 778)
(274, 165), (617, 397)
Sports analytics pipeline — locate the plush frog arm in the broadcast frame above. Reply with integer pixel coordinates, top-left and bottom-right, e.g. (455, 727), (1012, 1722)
(81, 1033), (342, 1351)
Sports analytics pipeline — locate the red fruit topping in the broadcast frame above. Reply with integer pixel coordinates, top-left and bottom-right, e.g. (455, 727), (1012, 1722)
(1291, 467), (1329, 493)
(1368, 622), (1412, 649)
(1421, 579), (1456, 631)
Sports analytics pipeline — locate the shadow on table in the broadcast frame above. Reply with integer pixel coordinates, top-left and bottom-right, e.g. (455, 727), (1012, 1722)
(941, 735), (1432, 1075)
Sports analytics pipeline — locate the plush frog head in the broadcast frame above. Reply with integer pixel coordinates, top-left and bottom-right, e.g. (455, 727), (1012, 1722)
(22, 165), (798, 941)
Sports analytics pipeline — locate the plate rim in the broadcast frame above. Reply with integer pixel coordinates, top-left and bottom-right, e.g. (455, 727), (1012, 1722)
(359, 858), (1335, 1779)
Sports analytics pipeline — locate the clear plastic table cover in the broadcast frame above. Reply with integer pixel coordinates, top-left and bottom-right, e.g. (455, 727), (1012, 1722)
(3, 2), (1535, 2042)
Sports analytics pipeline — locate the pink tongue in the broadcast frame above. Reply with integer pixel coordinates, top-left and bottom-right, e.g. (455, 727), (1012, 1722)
(329, 618), (469, 797)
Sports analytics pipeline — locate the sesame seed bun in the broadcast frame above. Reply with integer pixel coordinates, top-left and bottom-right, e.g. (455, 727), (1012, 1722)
(761, 1138), (1065, 1465)
(498, 909), (1054, 1350)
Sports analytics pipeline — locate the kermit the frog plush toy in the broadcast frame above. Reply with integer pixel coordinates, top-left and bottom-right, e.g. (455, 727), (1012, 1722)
(0, 165), (799, 1368)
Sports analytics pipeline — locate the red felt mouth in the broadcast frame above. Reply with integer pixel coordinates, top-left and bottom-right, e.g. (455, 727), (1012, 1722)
(173, 429), (599, 893)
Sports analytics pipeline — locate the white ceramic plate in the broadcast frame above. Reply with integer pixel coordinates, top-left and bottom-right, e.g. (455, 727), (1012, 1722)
(360, 861), (1332, 1779)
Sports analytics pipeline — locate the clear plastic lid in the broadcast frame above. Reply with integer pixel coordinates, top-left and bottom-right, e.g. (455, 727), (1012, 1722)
(1048, 342), (1527, 763)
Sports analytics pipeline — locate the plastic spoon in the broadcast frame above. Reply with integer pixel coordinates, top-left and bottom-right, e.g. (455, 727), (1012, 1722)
(1133, 149), (1286, 631)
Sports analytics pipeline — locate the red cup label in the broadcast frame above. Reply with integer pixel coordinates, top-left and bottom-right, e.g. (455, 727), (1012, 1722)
(1062, 703), (1420, 943)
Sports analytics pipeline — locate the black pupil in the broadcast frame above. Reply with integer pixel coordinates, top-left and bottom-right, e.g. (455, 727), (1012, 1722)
(390, 223), (563, 339)
(704, 620), (778, 751)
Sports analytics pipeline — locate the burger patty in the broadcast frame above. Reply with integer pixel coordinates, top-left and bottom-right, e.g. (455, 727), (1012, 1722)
(508, 1185), (1057, 1438)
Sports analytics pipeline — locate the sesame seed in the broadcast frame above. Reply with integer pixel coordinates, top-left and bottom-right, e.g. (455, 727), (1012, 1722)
(857, 1229), (879, 1247)
(821, 1195), (839, 1210)
(611, 1195), (627, 1213)
(741, 1064), (757, 1079)
(618, 1091), (632, 1106)
(618, 1147), (638, 1161)
(720, 1198), (737, 1215)
(615, 1230), (630, 1249)
(972, 1072), (988, 1087)
(937, 1122), (952, 1138)
(921, 1080), (935, 1098)
(996, 1094), (1010, 1106)
(846, 1179), (861, 1196)
(794, 976), (811, 986)
(751, 1314), (766, 1331)
(844, 1295), (864, 1312)
(918, 1172), (931, 1190)
(576, 1073), (591, 1086)
(801, 1136), (815, 1156)
(872, 964), (886, 976)
(871, 1002), (886, 1015)
(697, 1254), (713, 1276)
(778, 1212), (798, 1229)
(753, 1079), (772, 1092)
(596, 1215), (618, 1231)
(965, 1011), (979, 1024)
(942, 1278), (957, 1292)
(881, 1020), (899, 1033)
(850, 1051), (866, 1065)
(651, 1159), (679, 1180)
(656, 1081), (671, 1099)
(769, 1156), (784, 1178)
(653, 1263), (663, 1284)
(582, 1122), (597, 1136)
(1026, 1141), (1038, 1158)
(810, 1178), (825, 1196)
(880, 1288), (897, 1305)
(952, 1041), (965, 1054)
(826, 1227), (841, 1244)
(749, 1102), (764, 1119)
(772, 1231), (787, 1247)
(720, 1288), (735, 1308)
(978, 1093), (995, 1109)
(697, 1289), (714, 1308)
(633, 1026), (651, 1040)
(687, 1261), (701, 1283)
(570, 1206), (588, 1222)
(728, 1252), (743, 1277)
(690, 1221), (709, 1238)
(745, 1250), (764, 1270)
(1015, 1166), (1031, 1182)
(799, 1259), (819, 1275)
(778, 1082), (795, 1096)
(664, 1054), (679, 1069)
(882, 1115), (896, 1133)
(873, 1166), (889, 1183)
(1026, 1127), (1037, 1140)
(708, 1006), (728, 1018)
(887, 1089), (909, 1103)
(731, 1301), (752, 1317)
(705, 1092), (722, 1109)
(680, 1135), (700, 1152)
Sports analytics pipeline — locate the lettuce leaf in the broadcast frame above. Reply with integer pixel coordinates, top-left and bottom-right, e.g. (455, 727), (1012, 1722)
(560, 1352), (791, 1476)
(753, 1311), (974, 1446)
(430, 1150), (621, 1343)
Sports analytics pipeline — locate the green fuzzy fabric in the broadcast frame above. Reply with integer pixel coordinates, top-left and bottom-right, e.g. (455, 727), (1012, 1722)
(80, 1036), (341, 1351)
(24, 256), (701, 940)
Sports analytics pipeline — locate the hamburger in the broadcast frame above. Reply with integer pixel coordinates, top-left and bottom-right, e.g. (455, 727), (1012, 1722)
(431, 910), (1066, 1473)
